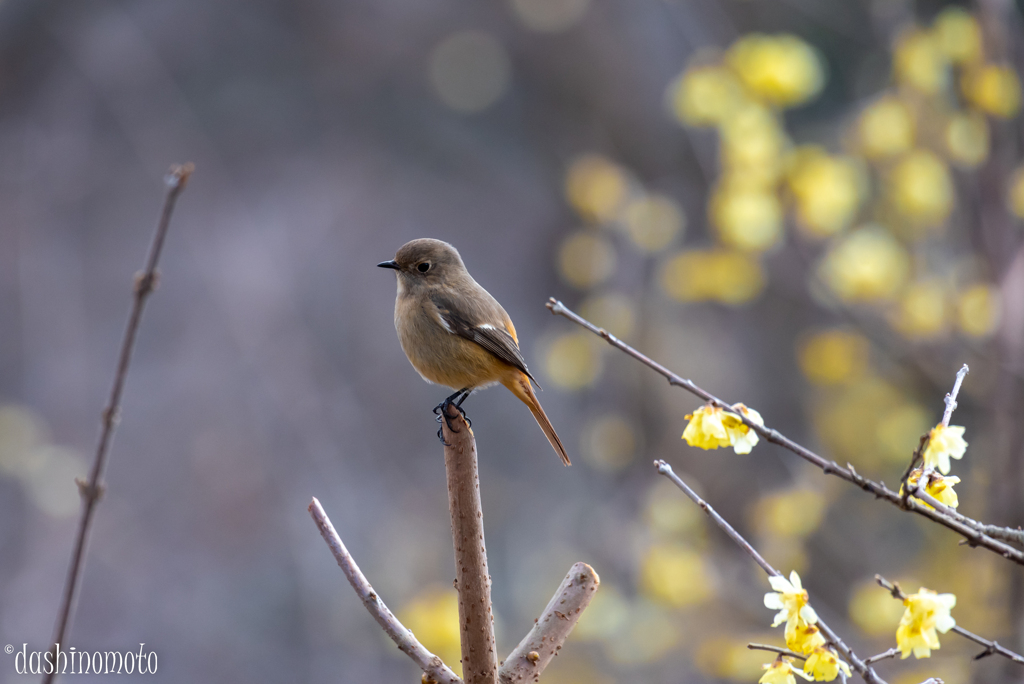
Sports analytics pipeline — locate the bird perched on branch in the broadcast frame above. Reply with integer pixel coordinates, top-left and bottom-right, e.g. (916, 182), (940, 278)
(379, 238), (570, 466)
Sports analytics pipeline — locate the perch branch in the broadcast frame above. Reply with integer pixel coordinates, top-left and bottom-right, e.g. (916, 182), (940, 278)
(874, 575), (1024, 665)
(499, 562), (600, 683)
(941, 365), (969, 427)
(747, 643), (807, 661)
(863, 648), (900, 665)
(43, 164), (193, 684)
(308, 498), (462, 684)
(441, 405), (498, 684)
(656, 461), (886, 684)
(547, 299), (1024, 566)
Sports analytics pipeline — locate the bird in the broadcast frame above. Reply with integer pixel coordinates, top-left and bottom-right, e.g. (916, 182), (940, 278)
(378, 238), (570, 466)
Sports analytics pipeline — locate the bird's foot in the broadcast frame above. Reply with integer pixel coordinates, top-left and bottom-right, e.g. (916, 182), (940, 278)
(433, 389), (472, 445)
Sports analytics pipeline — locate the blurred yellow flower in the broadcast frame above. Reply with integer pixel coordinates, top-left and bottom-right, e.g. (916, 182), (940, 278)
(945, 111), (989, 167)
(849, 579), (910, 636)
(578, 292), (635, 340)
(761, 658), (813, 684)
(683, 403), (763, 454)
(581, 413), (636, 471)
(399, 588), (462, 674)
(545, 332), (603, 389)
(558, 232), (617, 288)
(645, 477), (704, 538)
(962, 64), (1022, 118)
(896, 588), (957, 659)
(889, 150), (955, 226)
(1008, 166), (1024, 218)
(720, 104), (788, 183)
(669, 64), (748, 127)
(892, 279), (949, 340)
(727, 34), (824, 107)
(788, 621), (826, 655)
(623, 193), (685, 252)
(956, 284), (1001, 337)
(753, 489), (827, 539)
(640, 543), (714, 607)
(787, 148), (863, 237)
(803, 647), (851, 681)
(764, 571), (818, 638)
(565, 155), (629, 222)
(660, 249), (765, 305)
(894, 29), (948, 95)
(902, 468), (961, 509)
(711, 183), (784, 251)
(857, 97), (915, 159)
(797, 329), (870, 386)
(934, 8), (982, 64)
(922, 424), (967, 474)
(819, 226), (909, 302)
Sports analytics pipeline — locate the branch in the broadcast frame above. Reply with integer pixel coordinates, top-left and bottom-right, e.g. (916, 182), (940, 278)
(43, 164), (193, 684)
(747, 643), (807, 661)
(874, 575), (1024, 666)
(547, 299), (1024, 566)
(499, 563), (600, 684)
(441, 405), (498, 684)
(941, 365), (969, 427)
(863, 648), (900, 665)
(308, 498), (462, 684)
(656, 461), (886, 684)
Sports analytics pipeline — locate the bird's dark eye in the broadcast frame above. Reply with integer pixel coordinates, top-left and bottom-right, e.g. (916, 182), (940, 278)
(417, 262), (430, 273)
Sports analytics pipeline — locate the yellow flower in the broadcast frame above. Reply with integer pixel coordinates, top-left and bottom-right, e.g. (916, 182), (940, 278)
(682, 404), (763, 454)
(922, 424), (967, 474)
(623, 193), (685, 252)
(565, 154), (629, 222)
(962, 64), (1022, 118)
(819, 226), (909, 302)
(660, 249), (765, 305)
(1009, 166), (1024, 219)
(797, 329), (870, 386)
(891, 279), (949, 340)
(934, 8), (982, 64)
(894, 29), (948, 95)
(669, 64), (747, 127)
(719, 104), (788, 183)
(902, 468), (961, 509)
(787, 622), (826, 655)
(727, 34), (824, 108)
(760, 657), (813, 684)
(764, 571), (819, 638)
(896, 588), (957, 659)
(956, 284), (1001, 338)
(945, 111), (989, 168)
(787, 148), (864, 237)
(802, 647), (851, 681)
(710, 182), (784, 252)
(889, 150), (955, 227)
(858, 97), (914, 159)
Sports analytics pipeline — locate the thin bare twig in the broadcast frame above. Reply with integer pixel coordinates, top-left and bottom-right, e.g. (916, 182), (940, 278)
(441, 406), (497, 684)
(547, 299), (1024, 566)
(875, 575), (1024, 666)
(656, 461), (886, 684)
(499, 563), (600, 683)
(863, 648), (900, 665)
(43, 164), (193, 684)
(747, 643), (807, 661)
(309, 498), (462, 684)
(941, 365), (970, 427)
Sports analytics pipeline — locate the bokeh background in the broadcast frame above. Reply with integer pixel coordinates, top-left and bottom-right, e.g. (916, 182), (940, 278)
(1, 0), (1023, 682)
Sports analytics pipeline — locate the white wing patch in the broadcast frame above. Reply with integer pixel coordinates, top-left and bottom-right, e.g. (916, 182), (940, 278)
(435, 310), (454, 333)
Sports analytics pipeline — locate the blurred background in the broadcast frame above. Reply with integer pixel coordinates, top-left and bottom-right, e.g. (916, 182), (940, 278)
(1, 0), (1023, 682)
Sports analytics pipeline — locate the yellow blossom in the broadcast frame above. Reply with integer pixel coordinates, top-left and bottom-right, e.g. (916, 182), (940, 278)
(894, 29), (948, 95)
(787, 148), (864, 237)
(720, 104), (788, 183)
(623, 193), (685, 252)
(803, 647), (851, 681)
(819, 226), (909, 302)
(727, 34), (824, 108)
(891, 279), (949, 340)
(565, 155), (629, 222)
(558, 231), (617, 288)
(858, 97), (915, 159)
(660, 249), (765, 305)
(711, 183), (784, 251)
(956, 284), (1001, 338)
(945, 111), (989, 168)
(788, 622), (826, 655)
(764, 571), (818, 639)
(1009, 166), (1024, 219)
(922, 424), (967, 474)
(669, 64), (747, 127)
(889, 150), (955, 227)
(682, 403), (763, 454)
(902, 468), (961, 509)
(896, 588), (957, 659)
(934, 8), (982, 64)
(797, 329), (870, 386)
(962, 64), (1022, 118)
(760, 657), (813, 684)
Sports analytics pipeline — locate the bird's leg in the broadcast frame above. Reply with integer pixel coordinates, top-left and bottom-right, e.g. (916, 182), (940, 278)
(434, 388), (472, 444)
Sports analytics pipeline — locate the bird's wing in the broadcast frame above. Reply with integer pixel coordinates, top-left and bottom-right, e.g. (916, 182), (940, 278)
(430, 291), (538, 384)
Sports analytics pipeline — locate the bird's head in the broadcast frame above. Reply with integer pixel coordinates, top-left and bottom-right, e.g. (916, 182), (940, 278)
(378, 238), (466, 292)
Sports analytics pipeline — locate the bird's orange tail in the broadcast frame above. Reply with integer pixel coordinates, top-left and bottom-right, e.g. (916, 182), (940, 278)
(503, 371), (570, 466)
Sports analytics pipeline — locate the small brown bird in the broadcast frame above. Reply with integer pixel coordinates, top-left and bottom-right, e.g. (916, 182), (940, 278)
(379, 238), (570, 466)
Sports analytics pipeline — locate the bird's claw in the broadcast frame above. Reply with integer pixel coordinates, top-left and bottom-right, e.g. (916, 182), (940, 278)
(433, 390), (471, 445)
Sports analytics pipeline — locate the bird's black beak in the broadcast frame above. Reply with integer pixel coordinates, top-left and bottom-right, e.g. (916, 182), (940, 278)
(377, 260), (400, 270)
